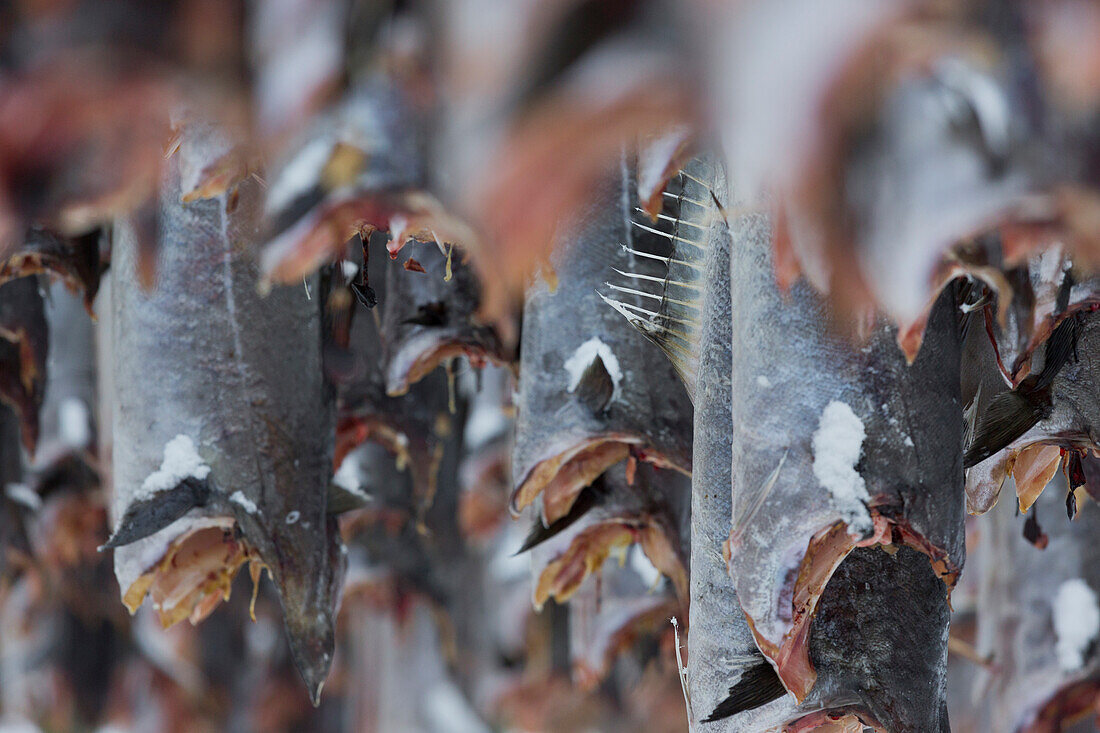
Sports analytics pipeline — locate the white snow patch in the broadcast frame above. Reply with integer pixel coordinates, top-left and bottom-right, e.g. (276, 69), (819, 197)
(135, 435), (211, 502)
(5, 483), (41, 511)
(340, 260), (360, 281)
(58, 397), (90, 448)
(811, 401), (871, 535)
(756, 375), (772, 389)
(464, 404), (508, 450)
(630, 546), (663, 589)
(229, 491), (258, 514)
(564, 337), (622, 399)
(333, 454), (372, 501)
(1053, 578), (1100, 671)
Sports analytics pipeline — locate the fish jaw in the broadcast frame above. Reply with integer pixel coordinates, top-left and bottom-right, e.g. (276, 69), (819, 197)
(266, 515), (347, 706)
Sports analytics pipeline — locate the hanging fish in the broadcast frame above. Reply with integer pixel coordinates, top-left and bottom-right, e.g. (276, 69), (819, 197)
(974, 473), (1100, 731)
(105, 121), (343, 704)
(511, 162), (692, 526)
(0, 275), (48, 455)
(380, 241), (508, 397)
(719, 181), (964, 730)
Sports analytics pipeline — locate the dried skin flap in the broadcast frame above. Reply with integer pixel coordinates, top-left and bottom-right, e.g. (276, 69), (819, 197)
(121, 517), (260, 628)
(533, 519), (687, 610)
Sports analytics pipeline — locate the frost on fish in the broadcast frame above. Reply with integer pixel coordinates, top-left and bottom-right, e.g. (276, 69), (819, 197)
(811, 401), (872, 536)
(724, 197), (964, 729)
(109, 122), (343, 703)
(974, 474), (1100, 731)
(1053, 579), (1100, 672)
(511, 164), (692, 523)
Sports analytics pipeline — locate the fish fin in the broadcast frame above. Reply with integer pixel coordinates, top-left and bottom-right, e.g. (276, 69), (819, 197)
(326, 482), (371, 516)
(100, 476), (211, 549)
(574, 354), (614, 414)
(1035, 312), (1082, 389)
(963, 389), (1046, 468)
(601, 166), (730, 399)
(516, 483), (602, 554)
(702, 661), (787, 722)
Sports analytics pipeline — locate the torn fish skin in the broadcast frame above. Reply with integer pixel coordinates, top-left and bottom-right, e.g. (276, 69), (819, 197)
(381, 240), (508, 397)
(975, 474), (1100, 732)
(725, 195), (964, 727)
(526, 460), (690, 614)
(511, 162), (693, 523)
(109, 121), (343, 704)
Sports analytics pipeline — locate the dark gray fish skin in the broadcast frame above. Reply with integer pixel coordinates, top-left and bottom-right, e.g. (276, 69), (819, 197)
(975, 475), (1100, 732)
(725, 195), (964, 729)
(511, 165), (693, 521)
(0, 275), (48, 454)
(110, 122), (342, 704)
(0, 404), (30, 587)
(806, 545), (951, 733)
(381, 241), (506, 397)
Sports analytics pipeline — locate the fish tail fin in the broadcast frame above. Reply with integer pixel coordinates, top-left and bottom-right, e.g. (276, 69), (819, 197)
(964, 389), (1047, 468)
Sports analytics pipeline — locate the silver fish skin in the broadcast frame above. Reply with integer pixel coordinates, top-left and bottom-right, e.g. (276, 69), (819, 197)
(110, 121), (342, 704)
(36, 280), (96, 463)
(725, 198), (964, 730)
(511, 163), (693, 522)
(659, 157), (793, 728)
(975, 475), (1100, 732)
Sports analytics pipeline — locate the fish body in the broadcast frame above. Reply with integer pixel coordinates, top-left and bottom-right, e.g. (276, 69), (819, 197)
(976, 475), (1100, 732)
(724, 193), (964, 730)
(109, 121), (342, 702)
(511, 164), (692, 523)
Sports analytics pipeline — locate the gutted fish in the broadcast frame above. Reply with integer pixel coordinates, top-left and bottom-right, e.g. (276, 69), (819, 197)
(107, 121), (343, 703)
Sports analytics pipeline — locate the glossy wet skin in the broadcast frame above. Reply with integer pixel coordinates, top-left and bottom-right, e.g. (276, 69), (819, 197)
(111, 124), (342, 703)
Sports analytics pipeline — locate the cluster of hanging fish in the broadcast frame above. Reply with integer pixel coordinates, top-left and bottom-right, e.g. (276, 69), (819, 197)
(6, 1), (1100, 732)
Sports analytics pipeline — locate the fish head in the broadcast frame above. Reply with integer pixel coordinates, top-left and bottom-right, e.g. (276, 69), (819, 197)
(265, 515), (347, 706)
